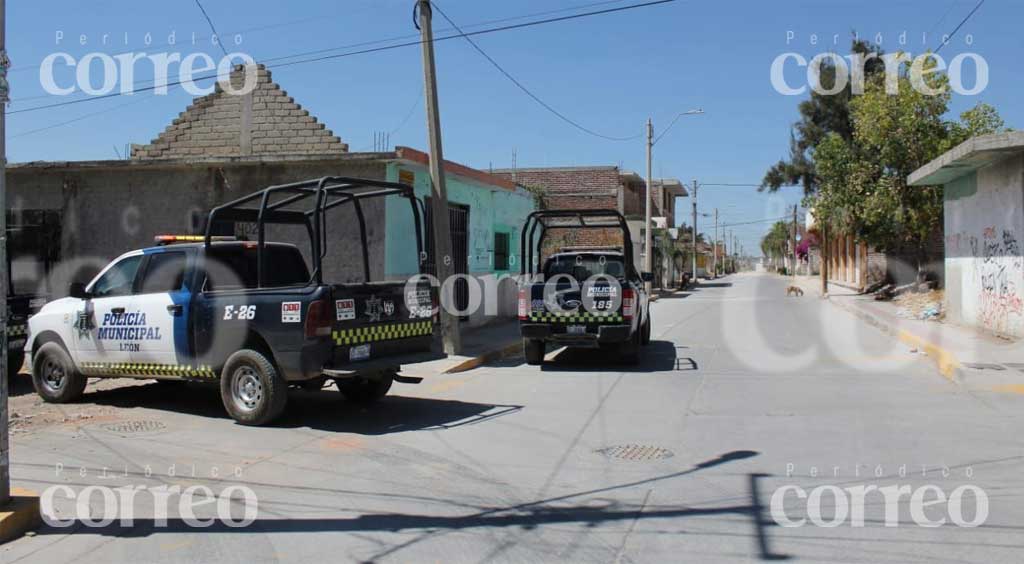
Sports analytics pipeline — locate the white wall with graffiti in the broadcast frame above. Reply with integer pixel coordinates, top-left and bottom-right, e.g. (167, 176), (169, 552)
(944, 154), (1024, 337)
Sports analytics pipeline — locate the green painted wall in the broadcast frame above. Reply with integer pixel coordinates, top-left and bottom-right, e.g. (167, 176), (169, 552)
(384, 162), (535, 278)
(944, 172), (978, 202)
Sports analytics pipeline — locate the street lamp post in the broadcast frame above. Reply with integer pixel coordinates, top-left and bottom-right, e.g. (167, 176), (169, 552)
(644, 109), (702, 292)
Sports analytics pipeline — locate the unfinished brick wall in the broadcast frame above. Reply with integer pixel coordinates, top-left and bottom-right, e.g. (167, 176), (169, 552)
(132, 64), (348, 159)
(492, 167), (625, 258)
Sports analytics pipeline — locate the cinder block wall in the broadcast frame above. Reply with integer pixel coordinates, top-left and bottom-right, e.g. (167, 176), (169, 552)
(7, 159), (387, 296)
(944, 155), (1024, 337)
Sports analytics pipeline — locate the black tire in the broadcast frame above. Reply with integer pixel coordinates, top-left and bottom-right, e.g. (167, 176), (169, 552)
(32, 342), (87, 403)
(153, 378), (186, 387)
(336, 373), (394, 405)
(641, 314), (652, 345)
(620, 329), (641, 365)
(220, 349), (288, 426)
(7, 349), (25, 379)
(524, 339), (545, 366)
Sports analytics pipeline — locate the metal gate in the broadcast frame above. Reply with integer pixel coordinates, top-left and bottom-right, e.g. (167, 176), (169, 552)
(424, 199), (470, 315)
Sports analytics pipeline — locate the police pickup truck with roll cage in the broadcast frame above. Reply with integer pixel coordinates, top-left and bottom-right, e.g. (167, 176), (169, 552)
(517, 210), (652, 365)
(24, 177), (437, 426)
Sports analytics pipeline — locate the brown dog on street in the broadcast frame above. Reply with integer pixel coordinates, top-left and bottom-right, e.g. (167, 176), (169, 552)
(786, 285), (804, 297)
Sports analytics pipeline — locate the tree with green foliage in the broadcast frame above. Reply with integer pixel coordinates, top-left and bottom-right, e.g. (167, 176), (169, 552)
(760, 220), (791, 269)
(761, 40), (886, 195)
(811, 52), (1008, 275)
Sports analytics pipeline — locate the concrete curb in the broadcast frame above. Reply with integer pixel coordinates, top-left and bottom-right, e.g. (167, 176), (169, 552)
(443, 340), (522, 374)
(825, 294), (963, 382)
(0, 488), (42, 544)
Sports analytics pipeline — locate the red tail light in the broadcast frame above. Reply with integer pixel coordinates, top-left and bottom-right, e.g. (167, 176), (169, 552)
(305, 299), (332, 338)
(622, 288), (636, 320)
(517, 288), (528, 320)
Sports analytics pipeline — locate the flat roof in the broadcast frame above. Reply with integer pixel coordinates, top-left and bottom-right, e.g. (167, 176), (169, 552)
(908, 131), (1024, 186)
(8, 146), (519, 192)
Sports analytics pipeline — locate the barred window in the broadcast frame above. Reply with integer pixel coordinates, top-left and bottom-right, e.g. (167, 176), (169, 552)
(494, 232), (510, 271)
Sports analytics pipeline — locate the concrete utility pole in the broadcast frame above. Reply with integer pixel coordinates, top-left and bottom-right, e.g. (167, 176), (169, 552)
(791, 204), (798, 277)
(712, 208), (718, 278)
(691, 179), (698, 281)
(0, 0), (9, 506)
(644, 118), (653, 292)
(417, 0), (461, 355)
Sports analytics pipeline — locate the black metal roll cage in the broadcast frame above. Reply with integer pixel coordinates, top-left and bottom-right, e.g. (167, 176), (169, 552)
(520, 209), (634, 276)
(204, 177), (426, 287)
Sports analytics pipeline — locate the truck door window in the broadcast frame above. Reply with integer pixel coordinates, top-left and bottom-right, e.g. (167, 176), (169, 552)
(90, 255), (143, 298)
(204, 246), (310, 291)
(139, 251), (187, 294)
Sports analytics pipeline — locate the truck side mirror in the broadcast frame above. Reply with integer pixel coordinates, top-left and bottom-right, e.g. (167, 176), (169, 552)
(641, 272), (654, 282)
(69, 282), (89, 299)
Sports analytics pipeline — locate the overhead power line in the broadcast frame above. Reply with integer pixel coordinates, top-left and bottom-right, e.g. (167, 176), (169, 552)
(430, 1), (642, 141)
(718, 216), (795, 228)
(10, 0), (676, 116)
(935, 0), (984, 54)
(194, 0), (230, 57)
(12, 0), (638, 104)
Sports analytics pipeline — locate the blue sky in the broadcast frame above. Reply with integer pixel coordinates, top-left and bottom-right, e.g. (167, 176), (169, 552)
(6, 0), (1021, 256)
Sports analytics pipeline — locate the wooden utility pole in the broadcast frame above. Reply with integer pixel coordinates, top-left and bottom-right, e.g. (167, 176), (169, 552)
(712, 208), (718, 278)
(417, 0), (460, 355)
(0, 0), (10, 506)
(821, 223), (829, 295)
(691, 180), (698, 282)
(791, 204), (798, 277)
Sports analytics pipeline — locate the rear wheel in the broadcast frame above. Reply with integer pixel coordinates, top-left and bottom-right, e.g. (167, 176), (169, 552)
(220, 349), (289, 426)
(336, 372), (394, 405)
(620, 329), (641, 365)
(524, 339), (545, 366)
(8, 350), (25, 379)
(641, 314), (652, 345)
(32, 342), (87, 403)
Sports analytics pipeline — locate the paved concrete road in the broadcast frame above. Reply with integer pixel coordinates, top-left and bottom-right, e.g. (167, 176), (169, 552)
(4, 273), (1023, 563)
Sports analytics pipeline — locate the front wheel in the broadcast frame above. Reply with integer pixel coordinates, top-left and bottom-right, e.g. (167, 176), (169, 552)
(336, 373), (394, 405)
(524, 339), (545, 366)
(220, 349), (289, 426)
(32, 342), (87, 403)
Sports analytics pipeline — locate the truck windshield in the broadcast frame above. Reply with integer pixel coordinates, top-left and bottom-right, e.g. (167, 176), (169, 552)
(544, 254), (626, 281)
(205, 245), (310, 290)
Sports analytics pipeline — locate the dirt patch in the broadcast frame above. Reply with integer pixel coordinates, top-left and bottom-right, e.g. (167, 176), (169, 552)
(7, 375), (154, 436)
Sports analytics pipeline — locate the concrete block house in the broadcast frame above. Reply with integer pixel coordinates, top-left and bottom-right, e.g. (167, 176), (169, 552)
(491, 166), (687, 286)
(909, 131), (1024, 337)
(6, 65), (534, 326)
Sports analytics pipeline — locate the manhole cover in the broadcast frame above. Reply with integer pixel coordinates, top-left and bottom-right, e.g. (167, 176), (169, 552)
(596, 444), (674, 461)
(101, 420), (167, 435)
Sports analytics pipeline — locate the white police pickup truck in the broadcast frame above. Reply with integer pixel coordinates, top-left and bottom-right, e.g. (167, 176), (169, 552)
(24, 177), (436, 426)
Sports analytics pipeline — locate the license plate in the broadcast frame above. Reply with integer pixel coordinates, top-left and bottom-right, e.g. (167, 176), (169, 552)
(349, 344), (371, 362)
(567, 325), (586, 335)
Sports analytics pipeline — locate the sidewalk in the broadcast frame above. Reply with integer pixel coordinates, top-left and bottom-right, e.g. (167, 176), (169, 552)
(790, 275), (1024, 388)
(400, 319), (522, 377)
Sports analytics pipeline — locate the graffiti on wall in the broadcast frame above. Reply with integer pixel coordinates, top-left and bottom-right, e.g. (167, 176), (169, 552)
(977, 227), (1024, 333)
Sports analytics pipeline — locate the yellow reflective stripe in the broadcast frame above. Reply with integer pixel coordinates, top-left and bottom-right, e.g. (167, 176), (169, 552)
(78, 362), (217, 379)
(527, 311), (623, 323)
(332, 321), (433, 346)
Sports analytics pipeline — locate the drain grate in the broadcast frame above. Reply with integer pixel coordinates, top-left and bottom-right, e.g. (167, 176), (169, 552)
(597, 444), (674, 461)
(101, 420), (167, 435)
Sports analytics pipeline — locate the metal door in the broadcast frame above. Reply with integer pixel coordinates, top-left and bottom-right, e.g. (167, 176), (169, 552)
(424, 200), (470, 315)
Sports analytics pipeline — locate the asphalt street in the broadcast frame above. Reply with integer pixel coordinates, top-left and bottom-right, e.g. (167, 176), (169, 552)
(3, 272), (1023, 563)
